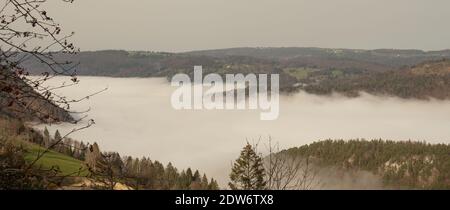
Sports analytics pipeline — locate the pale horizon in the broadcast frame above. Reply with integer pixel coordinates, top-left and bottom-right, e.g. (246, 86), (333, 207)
(74, 46), (450, 54)
(44, 0), (450, 52)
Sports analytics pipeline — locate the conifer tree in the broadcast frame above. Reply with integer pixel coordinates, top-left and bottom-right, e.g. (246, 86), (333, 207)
(79, 141), (87, 160)
(185, 168), (194, 188)
(208, 178), (219, 190)
(53, 130), (62, 151)
(208, 178), (220, 190)
(201, 174), (209, 189)
(54, 130), (62, 142)
(229, 143), (266, 190)
(165, 162), (179, 189)
(43, 127), (50, 147)
(178, 170), (187, 189)
(193, 170), (201, 182)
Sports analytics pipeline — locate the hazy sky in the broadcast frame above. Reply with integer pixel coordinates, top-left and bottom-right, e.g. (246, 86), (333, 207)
(45, 0), (450, 52)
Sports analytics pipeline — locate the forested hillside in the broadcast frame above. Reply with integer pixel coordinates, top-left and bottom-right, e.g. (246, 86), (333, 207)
(185, 48), (450, 67)
(304, 59), (450, 99)
(18, 48), (450, 98)
(282, 139), (450, 189)
(0, 67), (72, 122)
(21, 48), (450, 77)
(0, 116), (219, 190)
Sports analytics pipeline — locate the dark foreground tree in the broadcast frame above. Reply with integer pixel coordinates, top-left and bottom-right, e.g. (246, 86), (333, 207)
(230, 138), (321, 190)
(229, 143), (266, 190)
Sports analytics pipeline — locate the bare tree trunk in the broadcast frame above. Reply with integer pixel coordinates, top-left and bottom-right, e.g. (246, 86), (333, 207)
(255, 137), (321, 190)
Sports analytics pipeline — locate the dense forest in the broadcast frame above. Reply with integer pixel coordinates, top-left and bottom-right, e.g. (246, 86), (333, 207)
(282, 139), (450, 189)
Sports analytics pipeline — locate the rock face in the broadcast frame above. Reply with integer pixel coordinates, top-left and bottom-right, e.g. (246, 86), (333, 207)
(85, 143), (105, 173)
(0, 67), (73, 122)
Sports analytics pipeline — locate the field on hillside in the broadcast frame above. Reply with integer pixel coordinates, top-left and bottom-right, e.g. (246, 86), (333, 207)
(20, 141), (88, 176)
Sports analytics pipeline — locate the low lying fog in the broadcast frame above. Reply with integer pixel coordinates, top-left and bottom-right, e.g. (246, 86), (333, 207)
(36, 77), (450, 187)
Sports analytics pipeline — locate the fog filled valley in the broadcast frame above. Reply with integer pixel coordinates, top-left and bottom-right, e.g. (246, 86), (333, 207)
(34, 76), (450, 188)
(3, 0), (450, 195)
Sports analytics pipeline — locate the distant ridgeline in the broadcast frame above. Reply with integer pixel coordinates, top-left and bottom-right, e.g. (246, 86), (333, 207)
(17, 48), (450, 97)
(305, 59), (450, 99)
(282, 139), (450, 189)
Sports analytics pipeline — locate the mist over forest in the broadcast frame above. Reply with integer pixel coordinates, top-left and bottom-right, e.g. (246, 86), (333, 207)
(35, 76), (450, 186)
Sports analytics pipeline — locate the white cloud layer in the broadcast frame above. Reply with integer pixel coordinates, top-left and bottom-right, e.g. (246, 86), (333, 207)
(37, 76), (450, 186)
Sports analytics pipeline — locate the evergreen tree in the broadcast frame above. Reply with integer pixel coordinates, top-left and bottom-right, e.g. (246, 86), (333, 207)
(165, 162), (179, 189)
(185, 168), (193, 187)
(152, 161), (165, 189)
(79, 141), (86, 160)
(54, 130), (62, 143)
(201, 174), (209, 189)
(193, 170), (201, 182)
(62, 138), (73, 156)
(53, 130), (62, 151)
(188, 170), (202, 189)
(43, 127), (50, 147)
(178, 170), (188, 189)
(208, 178), (219, 190)
(186, 168), (193, 180)
(229, 143), (266, 190)
(123, 156), (134, 176)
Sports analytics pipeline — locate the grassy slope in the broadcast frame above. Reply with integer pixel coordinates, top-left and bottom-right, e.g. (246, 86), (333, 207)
(17, 140), (88, 176)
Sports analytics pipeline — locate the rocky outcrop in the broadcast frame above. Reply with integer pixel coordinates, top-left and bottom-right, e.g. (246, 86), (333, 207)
(59, 177), (133, 190)
(85, 143), (105, 173)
